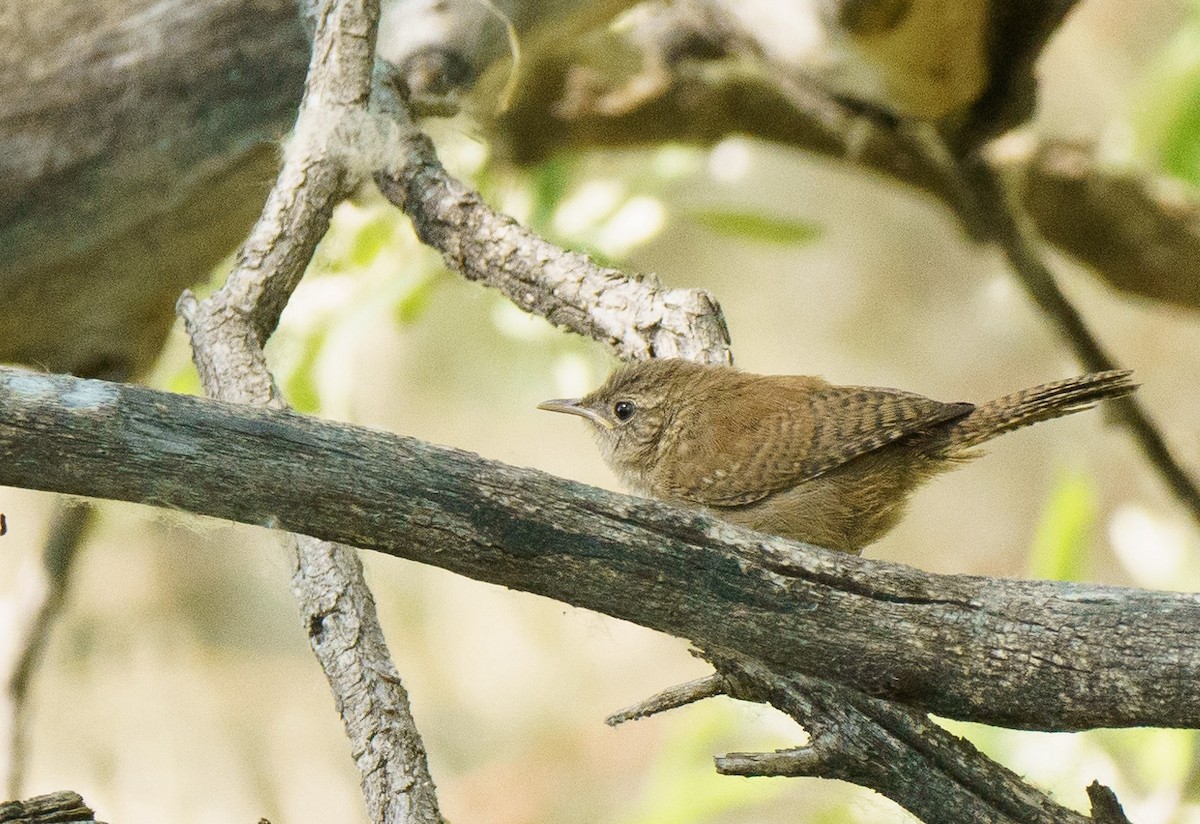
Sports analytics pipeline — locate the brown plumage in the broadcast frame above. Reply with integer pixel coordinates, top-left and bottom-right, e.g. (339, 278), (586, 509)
(539, 359), (1136, 553)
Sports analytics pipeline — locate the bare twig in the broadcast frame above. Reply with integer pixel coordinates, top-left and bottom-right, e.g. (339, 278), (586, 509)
(606, 674), (726, 726)
(1086, 781), (1133, 824)
(715, 747), (823, 777)
(0, 501), (92, 798)
(176, 0), (443, 821)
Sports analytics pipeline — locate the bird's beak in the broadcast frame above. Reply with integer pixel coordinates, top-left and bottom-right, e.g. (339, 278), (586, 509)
(536, 398), (614, 429)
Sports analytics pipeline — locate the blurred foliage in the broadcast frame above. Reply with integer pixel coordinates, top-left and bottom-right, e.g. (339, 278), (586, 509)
(618, 706), (786, 824)
(1027, 471), (1097, 582)
(684, 210), (822, 246)
(1097, 728), (1196, 797)
(1135, 0), (1200, 186)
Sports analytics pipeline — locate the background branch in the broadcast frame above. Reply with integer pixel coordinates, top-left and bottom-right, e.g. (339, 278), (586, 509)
(494, 0), (1200, 313)
(951, 151), (1200, 521)
(0, 502), (92, 798)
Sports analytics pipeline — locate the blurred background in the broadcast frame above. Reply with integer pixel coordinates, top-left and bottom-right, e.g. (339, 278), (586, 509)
(3, 0), (1200, 821)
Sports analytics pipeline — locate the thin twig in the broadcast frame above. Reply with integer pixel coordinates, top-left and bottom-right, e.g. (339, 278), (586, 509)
(606, 674), (726, 726)
(715, 746), (823, 777)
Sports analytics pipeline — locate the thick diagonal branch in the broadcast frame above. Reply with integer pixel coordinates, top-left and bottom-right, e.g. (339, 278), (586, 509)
(1, 366), (1196, 734)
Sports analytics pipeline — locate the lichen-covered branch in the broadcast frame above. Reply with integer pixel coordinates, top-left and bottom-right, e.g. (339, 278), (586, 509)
(1, 366), (1196, 736)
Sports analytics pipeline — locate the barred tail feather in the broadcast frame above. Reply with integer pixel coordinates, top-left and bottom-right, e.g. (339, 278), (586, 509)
(948, 370), (1136, 451)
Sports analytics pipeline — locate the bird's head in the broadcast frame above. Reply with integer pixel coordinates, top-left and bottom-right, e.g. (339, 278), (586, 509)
(538, 359), (714, 478)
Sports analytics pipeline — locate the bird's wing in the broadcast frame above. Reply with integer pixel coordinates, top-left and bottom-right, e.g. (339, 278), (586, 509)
(670, 385), (974, 507)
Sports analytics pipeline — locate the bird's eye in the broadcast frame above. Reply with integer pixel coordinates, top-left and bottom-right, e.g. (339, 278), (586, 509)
(613, 400), (637, 422)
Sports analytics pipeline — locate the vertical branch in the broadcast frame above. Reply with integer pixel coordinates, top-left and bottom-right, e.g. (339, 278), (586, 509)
(0, 502), (92, 798)
(177, 1), (443, 821)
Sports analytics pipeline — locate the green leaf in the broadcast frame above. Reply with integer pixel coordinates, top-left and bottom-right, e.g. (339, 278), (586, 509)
(393, 273), (440, 325)
(1160, 83), (1200, 185)
(1028, 472), (1097, 582)
(281, 329), (326, 414)
(686, 209), (822, 245)
(528, 156), (575, 233)
(1134, 16), (1200, 186)
(348, 213), (396, 269)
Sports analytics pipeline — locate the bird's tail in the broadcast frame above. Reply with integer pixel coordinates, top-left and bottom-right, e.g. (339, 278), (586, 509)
(947, 370), (1136, 451)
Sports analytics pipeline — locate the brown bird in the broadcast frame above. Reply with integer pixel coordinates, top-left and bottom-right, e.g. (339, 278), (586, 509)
(538, 359), (1135, 554)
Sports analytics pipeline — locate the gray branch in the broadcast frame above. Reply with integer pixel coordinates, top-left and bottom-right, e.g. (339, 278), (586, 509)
(0, 502), (92, 798)
(1, 365), (1196, 736)
(711, 656), (1095, 824)
(175, 0), (444, 821)
(374, 125), (731, 364)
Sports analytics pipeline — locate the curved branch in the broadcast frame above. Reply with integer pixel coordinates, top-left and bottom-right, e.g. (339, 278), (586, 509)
(0, 365), (1196, 734)
(374, 123), (731, 365)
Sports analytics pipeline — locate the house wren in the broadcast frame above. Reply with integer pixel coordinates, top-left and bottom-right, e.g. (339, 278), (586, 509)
(538, 359), (1135, 554)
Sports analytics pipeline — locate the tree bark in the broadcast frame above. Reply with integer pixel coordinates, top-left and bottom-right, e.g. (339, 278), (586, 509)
(0, 365), (1195, 733)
